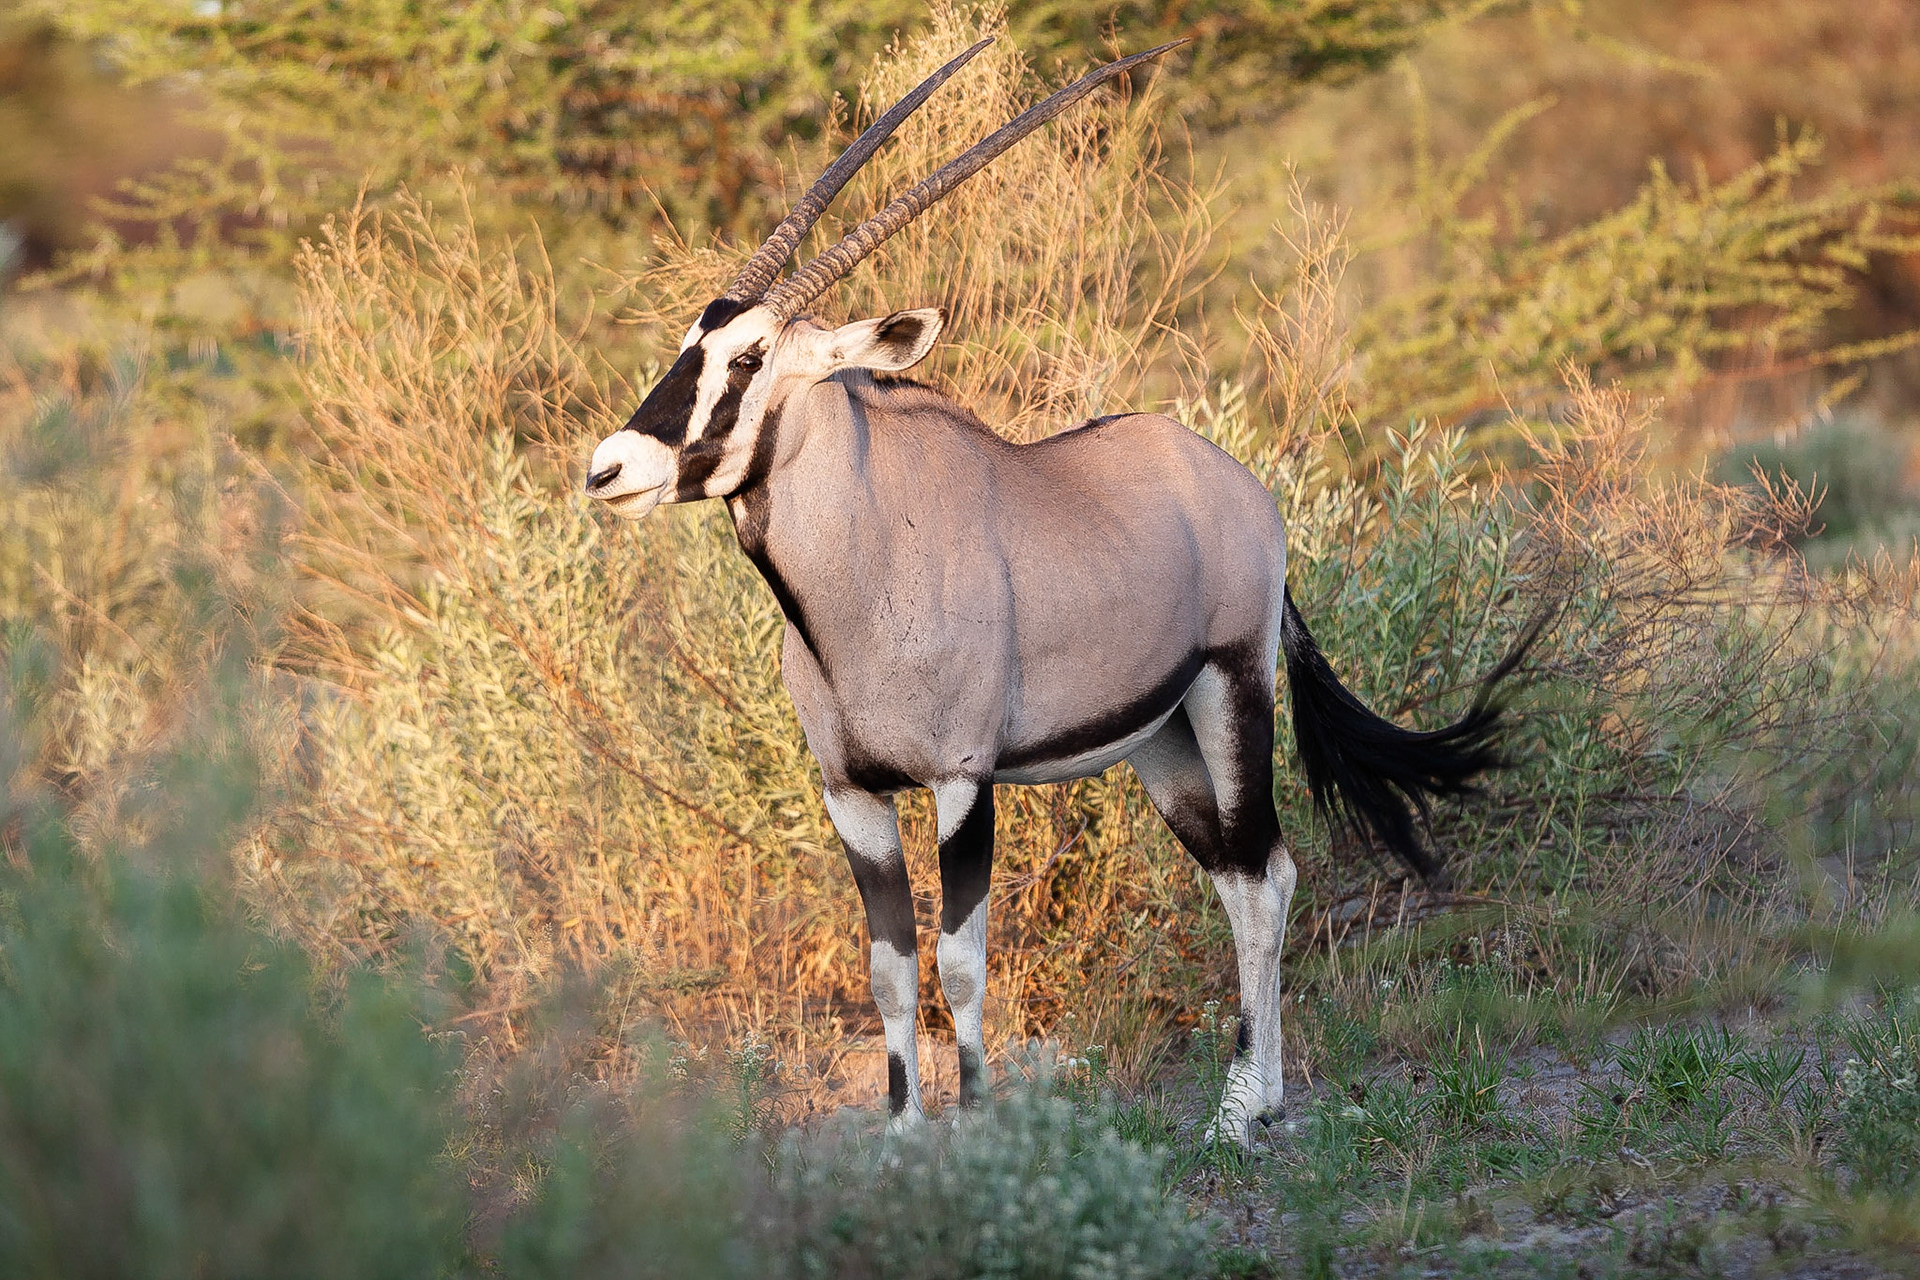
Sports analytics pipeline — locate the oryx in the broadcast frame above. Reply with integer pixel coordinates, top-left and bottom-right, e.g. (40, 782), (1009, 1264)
(584, 39), (1522, 1145)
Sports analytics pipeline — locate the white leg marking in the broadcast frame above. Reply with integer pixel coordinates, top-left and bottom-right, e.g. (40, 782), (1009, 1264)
(871, 939), (926, 1127)
(931, 777), (977, 843)
(937, 895), (989, 1101)
(823, 787), (904, 857)
(1183, 666), (1241, 818)
(1204, 856), (1296, 1147)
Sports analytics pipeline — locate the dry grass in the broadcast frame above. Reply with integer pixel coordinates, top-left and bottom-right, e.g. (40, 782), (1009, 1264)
(202, 7), (1920, 1105)
(613, 2), (1220, 442)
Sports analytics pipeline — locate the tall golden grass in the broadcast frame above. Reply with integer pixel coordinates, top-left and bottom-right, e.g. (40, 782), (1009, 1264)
(213, 7), (1919, 1106)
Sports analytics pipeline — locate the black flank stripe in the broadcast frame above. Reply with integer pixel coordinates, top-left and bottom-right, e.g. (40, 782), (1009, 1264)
(843, 751), (913, 796)
(997, 651), (1206, 772)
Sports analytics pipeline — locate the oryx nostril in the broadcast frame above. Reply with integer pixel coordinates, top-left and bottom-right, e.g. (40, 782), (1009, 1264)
(585, 462), (622, 493)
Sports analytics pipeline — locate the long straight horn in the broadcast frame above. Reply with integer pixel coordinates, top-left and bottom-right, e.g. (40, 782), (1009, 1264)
(761, 39), (1186, 320)
(724, 38), (994, 304)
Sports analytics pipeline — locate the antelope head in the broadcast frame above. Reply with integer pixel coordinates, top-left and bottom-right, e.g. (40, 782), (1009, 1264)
(583, 37), (1182, 520)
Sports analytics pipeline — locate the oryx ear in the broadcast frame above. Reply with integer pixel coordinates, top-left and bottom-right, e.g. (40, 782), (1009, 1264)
(826, 308), (944, 373)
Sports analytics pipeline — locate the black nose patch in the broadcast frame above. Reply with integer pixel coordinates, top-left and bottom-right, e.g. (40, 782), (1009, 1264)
(585, 462), (622, 493)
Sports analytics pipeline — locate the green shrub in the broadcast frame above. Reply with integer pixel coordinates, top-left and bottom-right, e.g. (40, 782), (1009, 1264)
(494, 1085), (751, 1280)
(759, 1091), (1209, 1280)
(0, 842), (464, 1278)
(1718, 416), (1920, 568)
(1836, 1002), (1920, 1195)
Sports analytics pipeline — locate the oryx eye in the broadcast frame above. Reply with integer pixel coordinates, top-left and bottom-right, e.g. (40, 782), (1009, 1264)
(729, 352), (762, 372)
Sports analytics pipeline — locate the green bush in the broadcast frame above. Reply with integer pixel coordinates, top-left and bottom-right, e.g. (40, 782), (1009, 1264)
(759, 1091), (1209, 1280)
(1718, 416), (1920, 568)
(1836, 1001), (1920, 1195)
(0, 841), (465, 1278)
(494, 1085), (751, 1280)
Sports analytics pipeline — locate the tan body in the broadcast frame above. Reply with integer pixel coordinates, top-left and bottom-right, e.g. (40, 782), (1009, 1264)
(753, 376), (1287, 795)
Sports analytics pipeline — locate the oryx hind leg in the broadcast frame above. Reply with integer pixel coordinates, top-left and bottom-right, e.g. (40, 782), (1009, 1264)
(822, 785), (925, 1128)
(932, 777), (995, 1107)
(1131, 661), (1296, 1147)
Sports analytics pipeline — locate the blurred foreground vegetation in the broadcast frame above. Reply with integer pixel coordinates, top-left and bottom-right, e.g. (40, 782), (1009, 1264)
(4, 0), (1920, 1274)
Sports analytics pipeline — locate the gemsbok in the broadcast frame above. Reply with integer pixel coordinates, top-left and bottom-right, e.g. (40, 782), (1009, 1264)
(583, 39), (1525, 1145)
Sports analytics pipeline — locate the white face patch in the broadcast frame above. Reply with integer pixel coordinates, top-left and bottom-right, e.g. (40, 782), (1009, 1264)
(584, 431), (676, 521)
(677, 307), (791, 498)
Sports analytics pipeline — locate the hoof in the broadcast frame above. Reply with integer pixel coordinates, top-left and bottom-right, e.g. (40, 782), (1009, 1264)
(1255, 1106), (1286, 1127)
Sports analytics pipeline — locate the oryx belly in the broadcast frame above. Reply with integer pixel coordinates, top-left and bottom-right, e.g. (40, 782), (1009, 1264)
(991, 700), (1183, 784)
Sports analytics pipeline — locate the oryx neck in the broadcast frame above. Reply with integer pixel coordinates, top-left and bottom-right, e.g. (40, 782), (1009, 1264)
(725, 376), (894, 669)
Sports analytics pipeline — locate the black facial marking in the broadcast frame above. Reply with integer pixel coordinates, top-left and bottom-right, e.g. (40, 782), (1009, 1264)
(672, 341), (767, 502)
(622, 345), (704, 445)
(937, 785), (994, 934)
(887, 1052), (911, 1115)
(997, 651), (1207, 773)
(698, 296), (752, 331)
(958, 1044), (986, 1108)
(737, 399), (783, 495)
(673, 438), (725, 499)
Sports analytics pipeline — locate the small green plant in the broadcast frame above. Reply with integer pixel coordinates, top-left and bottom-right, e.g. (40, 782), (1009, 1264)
(1356, 1076), (1429, 1174)
(1428, 1022), (1505, 1129)
(1532, 1160), (1630, 1226)
(1834, 1003), (1920, 1195)
(1058, 1038), (1112, 1115)
(1616, 1024), (1740, 1114)
(1735, 1037), (1808, 1111)
(724, 1032), (782, 1143)
(1302, 993), (1380, 1088)
(1206, 1244), (1281, 1278)
(1189, 999), (1236, 1136)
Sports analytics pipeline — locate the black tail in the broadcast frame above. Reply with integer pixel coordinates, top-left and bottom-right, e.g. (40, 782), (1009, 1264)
(1280, 585), (1536, 883)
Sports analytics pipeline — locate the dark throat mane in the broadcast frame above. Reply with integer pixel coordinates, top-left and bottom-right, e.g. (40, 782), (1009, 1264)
(840, 369), (998, 438)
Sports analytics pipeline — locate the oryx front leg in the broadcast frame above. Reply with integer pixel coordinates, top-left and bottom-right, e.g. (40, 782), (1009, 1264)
(933, 777), (994, 1108)
(823, 786), (924, 1127)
